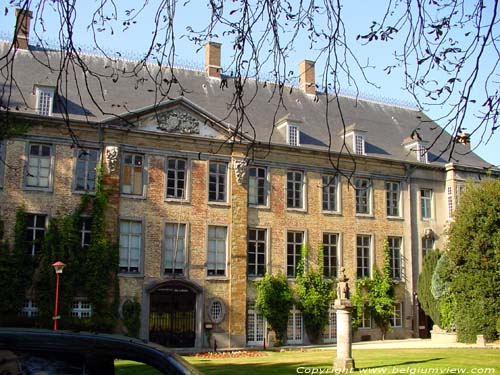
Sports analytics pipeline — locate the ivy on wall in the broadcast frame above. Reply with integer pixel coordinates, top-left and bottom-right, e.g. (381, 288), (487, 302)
(0, 184), (119, 332)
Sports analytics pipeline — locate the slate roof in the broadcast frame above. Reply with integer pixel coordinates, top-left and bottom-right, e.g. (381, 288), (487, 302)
(0, 41), (493, 169)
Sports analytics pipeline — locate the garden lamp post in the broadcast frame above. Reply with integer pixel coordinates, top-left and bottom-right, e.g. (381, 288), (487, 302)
(52, 261), (66, 331)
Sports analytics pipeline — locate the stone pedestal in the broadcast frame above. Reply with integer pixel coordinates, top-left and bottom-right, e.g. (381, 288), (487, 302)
(334, 306), (355, 369)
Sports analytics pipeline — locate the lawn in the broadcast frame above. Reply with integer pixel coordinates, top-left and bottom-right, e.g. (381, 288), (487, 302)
(115, 348), (500, 375)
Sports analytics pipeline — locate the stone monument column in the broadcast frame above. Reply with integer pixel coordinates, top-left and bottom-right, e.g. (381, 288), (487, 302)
(334, 267), (355, 370)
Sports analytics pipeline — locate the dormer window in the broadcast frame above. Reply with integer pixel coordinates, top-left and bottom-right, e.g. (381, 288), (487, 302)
(416, 143), (428, 163)
(403, 138), (429, 164)
(288, 125), (299, 146)
(276, 115), (302, 147)
(35, 86), (55, 116)
(355, 134), (365, 155)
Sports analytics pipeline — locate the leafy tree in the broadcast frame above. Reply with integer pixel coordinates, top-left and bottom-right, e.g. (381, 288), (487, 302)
(296, 243), (335, 343)
(366, 240), (396, 340)
(417, 250), (441, 328)
(447, 179), (500, 342)
(430, 252), (456, 332)
(255, 273), (294, 346)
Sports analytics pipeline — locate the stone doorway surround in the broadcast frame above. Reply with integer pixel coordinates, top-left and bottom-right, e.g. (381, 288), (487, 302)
(142, 278), (204, 349)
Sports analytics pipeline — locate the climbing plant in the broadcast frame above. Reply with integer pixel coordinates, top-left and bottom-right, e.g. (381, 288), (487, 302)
(296, 243), (335, 343)
(255, 273), (294, 346)
(122, 299), (142, 338)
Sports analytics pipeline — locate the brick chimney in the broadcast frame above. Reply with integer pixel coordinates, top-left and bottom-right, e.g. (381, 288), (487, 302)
(299, 60), (316, 95)
(205, 42), (222, 79)
(14, 8), (32, 50)
(455, 131), (471, 151)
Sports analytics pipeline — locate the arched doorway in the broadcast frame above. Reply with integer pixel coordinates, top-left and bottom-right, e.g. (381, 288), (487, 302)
(149, 282), (197, 347)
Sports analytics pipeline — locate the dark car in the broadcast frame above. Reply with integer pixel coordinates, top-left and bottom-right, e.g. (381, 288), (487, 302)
(0, 328), (203, 375)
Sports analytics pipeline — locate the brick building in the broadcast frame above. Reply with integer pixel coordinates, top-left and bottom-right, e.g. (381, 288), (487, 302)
(1, 10), (498, 348)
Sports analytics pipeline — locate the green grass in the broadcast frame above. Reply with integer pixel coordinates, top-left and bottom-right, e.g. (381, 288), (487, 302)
(183, 348), (500, 375)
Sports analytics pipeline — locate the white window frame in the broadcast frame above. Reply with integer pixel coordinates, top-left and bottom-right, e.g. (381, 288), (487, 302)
(80, 216), (92, 250)
(390, 302), (403, 328)
(323, 232), (339, 279)
(354, 134), (365, 155)
(74, 148), (99, 193)
(422, 236), (434, 259)
(165, 157), (189, 200)
(121, 152), (146, 196)
(388, 236), (402, 280)
(119, 219), (143, 274)
(360, 306), (372, 329)
(287, 125), (300, 146)
(207, 225), (228, 277)
(447, 185), (453, 219)
(355, 178), (372, 215)
(286, 170), (305, 210)
(248, 166), (269, 207)
(322, 174), (339, 213)
(386, 181), (401, 218)
(21, 298), (39, 318)
(164, 222), (187, 276)
(356, 234), (372, 279)
(323, 304), (337, 343)
(247, 227), (267, 278)
(417, 143), (428, 163)
(208, 161), (228, 203)
(247, 301), (266, 345)
(420, 189), (433, 220)
(25, 143), (54, 191)
(35, 86), (55, 116)
(287, 305), (303, 344)
(286, 230), (304, 278)
(71, 298), (92, 319)
(26, 213), (47, 256)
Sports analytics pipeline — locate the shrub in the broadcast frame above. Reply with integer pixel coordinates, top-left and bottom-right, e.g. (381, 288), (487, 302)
(417, 250), (441, 327)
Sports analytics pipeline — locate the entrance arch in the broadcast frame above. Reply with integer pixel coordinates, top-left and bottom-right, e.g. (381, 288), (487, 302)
(147, 280), (202, 348)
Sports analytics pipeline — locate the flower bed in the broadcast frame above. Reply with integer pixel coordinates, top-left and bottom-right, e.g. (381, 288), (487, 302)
(194, 350), (268, 358)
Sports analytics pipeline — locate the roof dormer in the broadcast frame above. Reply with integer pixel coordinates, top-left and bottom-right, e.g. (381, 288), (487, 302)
(34, 85), (55, 116)
(403, 137), (429, 164)
(277, 115), (301, 146)
(340, 123), (367, 156)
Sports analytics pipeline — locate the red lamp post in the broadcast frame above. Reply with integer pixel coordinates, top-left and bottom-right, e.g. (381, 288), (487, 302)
(52, 261), (66, 331)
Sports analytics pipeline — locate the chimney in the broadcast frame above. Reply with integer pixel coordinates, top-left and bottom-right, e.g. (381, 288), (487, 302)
(14, 8), (32, 50)
(299, 60), (316, 95)
(455, 131), (471, 151)
(205, 42), (222, 79)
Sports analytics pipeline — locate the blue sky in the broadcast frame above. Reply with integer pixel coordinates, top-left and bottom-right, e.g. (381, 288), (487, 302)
(1, 0), (498, 167)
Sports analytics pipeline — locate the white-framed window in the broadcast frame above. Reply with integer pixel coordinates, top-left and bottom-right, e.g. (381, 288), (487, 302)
(355, 134), (365, 155)
(26, 214), (46, 256)
(248, 166), (268, 206)
(323, 232), (339, 279)
(355, 178), (371, 215)
(322, 174), (339, 212)
(420, 189), (433, 219)
(417, 143), (428, 163)
(287, 305), (303, 344)
(35, 86), (55, 116)
(74, 149), (99, 192)
(26, 143), (53, 189)
(21, 299), (38, 318)
(287, 170), (304, 209)
(208, 298), (226, 323)
(207, 225), (227, 277)
(286, 230), (304, 278)
(0, 141), (5, 189)
(247, 228), (267, 278)
(422, 236), (434, 259)
(356, 234), (371, 279)
(119, 220), (142, 273)
(80, 217), (92, 249)
(288, 125), (299, 146)
(122, 153), (145, 196)
(247, 301), (265, 345)
(360, 306), (372, 329)
(164, 223), (186, 275)
(388, 236), (402, 280)
(208, 161), (228, 202)
(386, 181), (401, 217)
(323, 304), (337, 342)
(71, 298), (92, 318)
(166, 158), (187, 200)
(390, 302), (403, 328)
